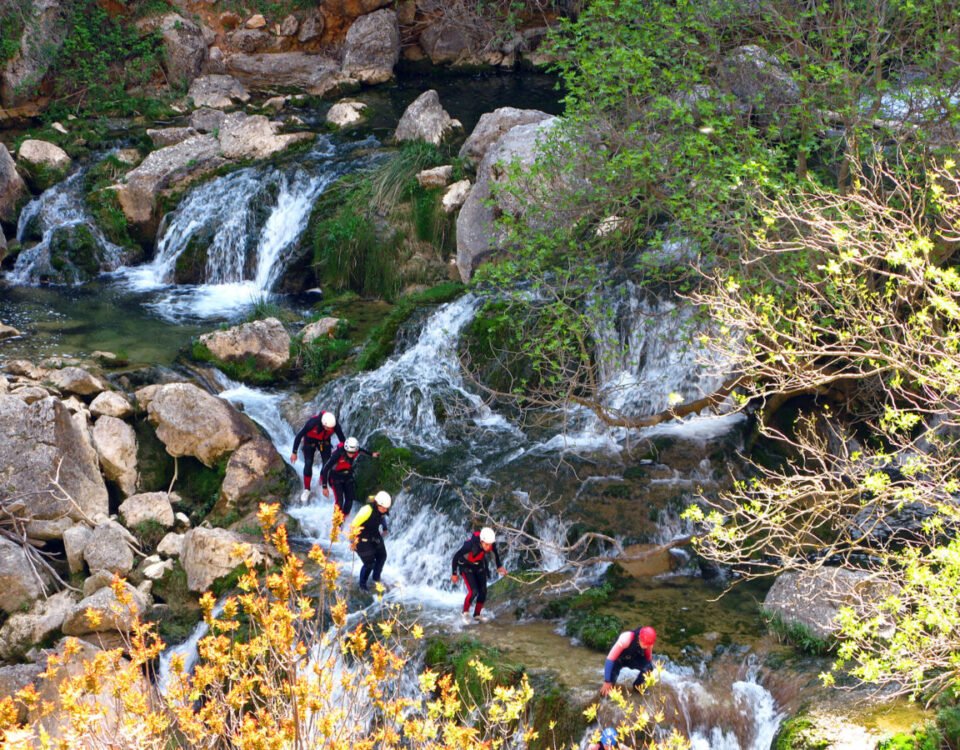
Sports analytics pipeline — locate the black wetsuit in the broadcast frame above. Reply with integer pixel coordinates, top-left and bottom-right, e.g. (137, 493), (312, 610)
(604, 628), (654, 688)
(351, 502), (389, 590)
(320, 445), (373, 516)
(292, 412), (346, 490)
(451, 532), (503, 617)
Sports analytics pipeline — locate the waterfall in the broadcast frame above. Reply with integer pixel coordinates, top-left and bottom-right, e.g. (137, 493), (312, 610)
(8, 170), (124, 285)
(116, 135), (378, 322)
(658, 659), (784, 750)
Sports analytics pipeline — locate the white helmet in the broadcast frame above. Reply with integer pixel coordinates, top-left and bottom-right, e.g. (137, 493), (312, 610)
(321, 412), (336, 429)
(344, 437), (360, 453)
(479, 527), (496, 544)
(374, 491), (392, 509)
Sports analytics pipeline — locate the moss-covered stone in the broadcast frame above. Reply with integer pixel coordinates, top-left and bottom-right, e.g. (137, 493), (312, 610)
(149, 561), (202, 645)
(174, 233), (211, 284)
(773, 714), (832, 750)
(41, 223), (105, 283)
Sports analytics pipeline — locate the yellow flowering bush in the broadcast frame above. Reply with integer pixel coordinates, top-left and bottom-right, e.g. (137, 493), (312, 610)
(0, 504), (686, 750)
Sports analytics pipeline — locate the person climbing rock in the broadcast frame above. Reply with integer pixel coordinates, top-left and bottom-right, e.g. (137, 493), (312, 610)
(587, 727), (619, 749)
(350, 491), (392, 592)
(450, 527), (506, 625)
(291, 410), (345, 503)
(320, 436), (379, 517)
(600, 626), (657, 696)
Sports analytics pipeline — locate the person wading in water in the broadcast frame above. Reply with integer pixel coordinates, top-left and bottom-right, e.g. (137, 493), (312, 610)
(320, 436), (379, 517)
(290, 410), (345, 503)
(451, 527), (506, 625)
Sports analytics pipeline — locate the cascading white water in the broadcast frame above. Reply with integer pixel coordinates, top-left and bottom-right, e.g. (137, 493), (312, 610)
(8, 171), (125, 285)
(116, 135), (376, 322)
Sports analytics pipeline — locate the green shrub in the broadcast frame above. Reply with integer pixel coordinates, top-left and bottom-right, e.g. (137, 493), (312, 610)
(763, 610), (833, 656)
(937, 706), (960, 749)
(773, 715), (831, 750)
(190, 340), (281, 386)
(355, 282), (464, 371)
(131, 519), (167, 552)
(876, 726), (941, 750)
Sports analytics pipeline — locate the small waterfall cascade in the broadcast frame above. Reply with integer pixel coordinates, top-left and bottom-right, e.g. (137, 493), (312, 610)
(658, 658), (784, 750)
(592, 280), (732, 421)
(117, 135), (377, 321)
(8, 170), (125, 285)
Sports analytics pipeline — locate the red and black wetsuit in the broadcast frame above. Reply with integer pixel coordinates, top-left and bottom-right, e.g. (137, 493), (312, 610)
(292, 412), (346, 490)
(451, 532), (503, 617)
(320, 445), (372, 516)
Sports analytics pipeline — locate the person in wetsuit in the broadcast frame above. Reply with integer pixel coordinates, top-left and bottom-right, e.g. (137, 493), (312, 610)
(291, 411), (345, 503)
(450, 527), (506, 624)
(600, 626), (657, 695)
(350, 491), (392, 592)
(320, 436), (379, 517)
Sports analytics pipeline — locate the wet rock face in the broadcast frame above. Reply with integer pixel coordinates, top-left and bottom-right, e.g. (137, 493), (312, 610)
(0, 395), (109, 522)
(341, 8), (400, 85)
(213, 437), (294, 520)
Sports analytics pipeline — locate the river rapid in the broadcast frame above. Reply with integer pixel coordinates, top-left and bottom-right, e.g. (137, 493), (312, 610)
(0, 70), (927, 749)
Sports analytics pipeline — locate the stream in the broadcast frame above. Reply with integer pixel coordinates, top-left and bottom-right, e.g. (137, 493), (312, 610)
(0, 70), (924, 748)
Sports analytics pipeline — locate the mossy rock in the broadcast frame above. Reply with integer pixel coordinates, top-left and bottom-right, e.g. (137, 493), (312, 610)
(773, 715), (832, 750)
(134, 417), (176, 493)
(42, 223), (105, 283)
(174, 233), (211, 284)
(149, 561), (202, 645)
(20, 161), (69, 193)
(527, 675), (588, 750)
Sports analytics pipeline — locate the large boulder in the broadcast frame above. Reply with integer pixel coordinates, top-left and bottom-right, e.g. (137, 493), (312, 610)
(198, 316), (291, 370)
(145, 14), (209, 85)
(82, 520), (135, 576)
(342, 9), (400, 85)
(0, 143), (27, 225)
(720, 44), (800, 121)
(0, 0), (67, 108)
(225, 52), (342, 95)
(89, 391), (134, 420)
(459, 107), (552, 166)
(180, 527), (266, 591)
(419, 19), (481, 66)
(326, 100), (367, 128)
(0, 537), (53, 614)
(63, 523), (92, 574)
(0, 395), (109, 521)
(218, 112), (314, 160)
(190, 107), (227, 133)
(92, 415), (138, 497)
(118, 491), (177, 529)
(141, 382), (257, 467)
(188, 74), (251, 109)
(763, 567), (884, 641)
(17, 139), (72, 191)
(456, 116), (559, 281)
(299, 317), (341, 344)
(47, 366), (105, 396)
(61, 582), (150, 635)
(115, 134), (223, 233)
(0, 590), (79, 660)
(213, 437), (294, 520)
(394, 90), (463, 146)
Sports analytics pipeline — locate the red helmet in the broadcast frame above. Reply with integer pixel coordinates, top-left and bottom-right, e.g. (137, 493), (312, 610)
(638, 626), (657, 647)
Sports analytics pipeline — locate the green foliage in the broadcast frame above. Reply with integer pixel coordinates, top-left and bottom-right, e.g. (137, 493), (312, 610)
(47, 0), (166, 118)
(290, 320), (353, 384)
(423, 637), (524, 710)
(876, 727), (942, 750)
(131, 520), (167, 552)
(936, 706), (960, 749)
(190, 340), (282, 386)
(246, 295), (288, 323)
(355, 282), (465, 371)
(763, 611), (833, 656)
(174, 456), (229, 525)
(84, 157), (139, 251)
(150, 562), (202, 645)
(310, 142), (452, 301)
(773, 715), (831, 750)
